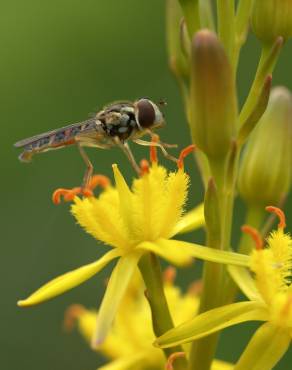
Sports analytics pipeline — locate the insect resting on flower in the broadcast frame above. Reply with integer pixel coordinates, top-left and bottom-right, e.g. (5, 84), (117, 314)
(14, 98), (177, 188)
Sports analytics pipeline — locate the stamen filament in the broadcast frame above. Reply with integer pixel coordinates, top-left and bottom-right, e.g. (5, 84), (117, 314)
(241, 224), (263, 250)
(166, 352), (186, 370)
(178, 145), (196, 169)
(266, 206), (286, 229)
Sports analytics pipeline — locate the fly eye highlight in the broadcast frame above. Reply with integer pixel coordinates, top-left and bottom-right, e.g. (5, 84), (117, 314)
(136, 99), (156, 128)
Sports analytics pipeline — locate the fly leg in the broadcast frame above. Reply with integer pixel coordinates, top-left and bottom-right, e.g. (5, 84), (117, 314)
(113, 137), (141, 175)
(77, 143), (93, 189)
(133, 138), (178, 163)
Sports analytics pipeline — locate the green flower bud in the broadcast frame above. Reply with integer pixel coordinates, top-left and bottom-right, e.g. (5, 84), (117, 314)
(238, 87), (292, 206)
(189, 30), (237, 159)
(252, 0), (292, 44)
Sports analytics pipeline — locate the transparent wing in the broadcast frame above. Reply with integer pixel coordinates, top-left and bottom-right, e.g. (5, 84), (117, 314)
(14, 118), (99, 148)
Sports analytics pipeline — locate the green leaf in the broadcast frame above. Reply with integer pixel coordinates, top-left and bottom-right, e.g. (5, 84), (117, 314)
(155, 301), (267, 348)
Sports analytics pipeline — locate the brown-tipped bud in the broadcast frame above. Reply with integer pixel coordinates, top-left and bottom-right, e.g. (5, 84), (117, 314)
(189, 30), (237, 159)
(166, 0), (189, 81)
(252, 0), (292, 44)
(239, 87), (292, 206)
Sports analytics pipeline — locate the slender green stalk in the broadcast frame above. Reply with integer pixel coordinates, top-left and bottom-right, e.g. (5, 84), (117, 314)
(179, 0), (200, 37)
(233, 0), (253, 71)
(199, 0), (215, 30)
(189, 178), (223, 370)
(216, 0), (235, 61)
(239, 40), (283, 126)
(139, 253), (187, 370)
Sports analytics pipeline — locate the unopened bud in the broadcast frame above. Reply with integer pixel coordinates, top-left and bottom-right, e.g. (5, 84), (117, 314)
(239, 87), (292, 206)
(189, 30), (237, 159)
(252, 0), (292, 44)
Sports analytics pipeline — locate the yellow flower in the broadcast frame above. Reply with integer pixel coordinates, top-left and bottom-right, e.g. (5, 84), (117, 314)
(156, 206), (292, 370)
(18, 148), (249, 345)
(65, 268), (233, 370)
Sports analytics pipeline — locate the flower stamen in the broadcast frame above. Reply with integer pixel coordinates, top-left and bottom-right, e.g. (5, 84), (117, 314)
(150, 134), (159, 163)
(266, 206), (286, 229)
(140, 159), (150, 175)
(52, 174), (111, 204)
(63, 304), (86, 332)
(166, 352), (186, 370)
(241, 224), (263, 250)
(177, 145), (196, 169)
(163, 266), (177, 284)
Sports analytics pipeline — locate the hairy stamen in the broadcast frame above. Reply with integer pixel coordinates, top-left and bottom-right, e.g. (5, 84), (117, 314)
(163, 266), (177, 284)
(63, 304), (85, 332)
(166, 352), (186, 370)
(178, 145), (196, 169)
(150, 134), (159, 163)
(241, 224), (263, 250)
(140, 159), (150, 175)
(265, 206), (286, 229)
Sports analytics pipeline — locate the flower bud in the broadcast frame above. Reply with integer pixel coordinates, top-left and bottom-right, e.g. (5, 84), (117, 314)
(189, 30), (237, 159)
(238, 87), (292, 206)
(252, 0), (292, 44)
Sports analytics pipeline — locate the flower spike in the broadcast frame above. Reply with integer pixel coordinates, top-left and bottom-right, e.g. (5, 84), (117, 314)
(241, 225), (263, 250)
(265, 206), (286, 229)
(166, 352), (186, 370)
(178, 144), (196, 169)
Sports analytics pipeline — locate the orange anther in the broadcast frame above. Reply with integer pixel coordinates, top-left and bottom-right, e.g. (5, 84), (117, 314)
(140, 159), (150, 175)
(188, 279), (203, 295)
(163, 266), (177, 284)
(178, 144), (196, 169)
(241, 225), (263, 250)
(52, 188), (73, 205)
(89, 175), (111, 190)
(63, 304), (85, 332)
(265, 206), (286, 229)
(150, 134), (159, 163)
(166, 352), (186, 370)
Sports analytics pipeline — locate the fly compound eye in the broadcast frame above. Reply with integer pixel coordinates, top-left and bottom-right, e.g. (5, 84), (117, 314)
(136, 99), (156, 128)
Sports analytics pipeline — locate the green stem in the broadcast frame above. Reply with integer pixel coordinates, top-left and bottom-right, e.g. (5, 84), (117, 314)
(239, 40), (283, 127)
(232, 0), (253, 71)
(179, 0), (200, 38)
(199, 0), (215, 31)
(189, 157), (227, 370)
(217, 0), (235, 61)
(138, 253), (187, 370)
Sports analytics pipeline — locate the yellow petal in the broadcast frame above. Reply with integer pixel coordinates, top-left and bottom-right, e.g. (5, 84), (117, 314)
(155, 301), (267, 348)
(137, 240), (193, 266)
(18, 249), (120, 307)
(212, 359), (234, 370)
(228, 265), (263, 302)
(172, 203), (205, 236)
(92, 252), (142, 346)
(98, 351), (159, 370)
(159, 170), (189, 239)
(139, 239), (250, 267)
(234, 323), (291, 370)
(112, 164), (134, 237)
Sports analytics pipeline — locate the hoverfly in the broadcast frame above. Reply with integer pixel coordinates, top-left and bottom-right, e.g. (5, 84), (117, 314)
(14, 98), (177, 187)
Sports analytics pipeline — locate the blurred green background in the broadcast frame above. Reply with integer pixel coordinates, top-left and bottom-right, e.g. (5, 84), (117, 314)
(1, 1), (291, 369)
